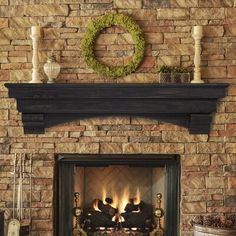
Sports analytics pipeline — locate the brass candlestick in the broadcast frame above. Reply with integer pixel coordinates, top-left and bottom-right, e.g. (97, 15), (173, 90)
(73, 192), (87, 236)
(151, 193), (164, 236)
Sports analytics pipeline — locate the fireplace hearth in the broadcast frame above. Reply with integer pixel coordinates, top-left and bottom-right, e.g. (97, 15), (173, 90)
(55, 154), (180, 236)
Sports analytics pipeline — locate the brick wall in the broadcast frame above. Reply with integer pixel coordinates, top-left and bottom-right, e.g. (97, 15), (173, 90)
(0, 0), (236, 235)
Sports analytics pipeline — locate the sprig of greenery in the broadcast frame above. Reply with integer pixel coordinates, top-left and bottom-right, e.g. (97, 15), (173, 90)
(157, 65), (190, 73)
(81, 13), (146, 78)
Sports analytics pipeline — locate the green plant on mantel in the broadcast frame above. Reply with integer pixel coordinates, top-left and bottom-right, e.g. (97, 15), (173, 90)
(81, 13), (145, 78)
(157, 65), (189, 74)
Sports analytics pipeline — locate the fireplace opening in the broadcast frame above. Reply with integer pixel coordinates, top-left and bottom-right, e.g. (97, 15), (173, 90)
(55, 155), (180, 236)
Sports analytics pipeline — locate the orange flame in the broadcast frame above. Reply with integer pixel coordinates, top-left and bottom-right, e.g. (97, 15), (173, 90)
(133, 188), (141, 205)
(102, 187), (107, 204)
(93, 199), (101, 212)
(112, 214), (125, 223)
(112, 215), (116, 222)
(119, 215), (125, 222)
(111, 193), (118, 209)
(119, 187), (130, 213)
(97, 187), (142, 215)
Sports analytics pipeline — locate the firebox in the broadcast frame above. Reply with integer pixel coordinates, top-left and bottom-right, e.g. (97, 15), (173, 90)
(55, 154), (180, 236)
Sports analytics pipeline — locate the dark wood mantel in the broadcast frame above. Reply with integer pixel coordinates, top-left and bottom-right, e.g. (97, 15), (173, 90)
(5, 83), (228, 134)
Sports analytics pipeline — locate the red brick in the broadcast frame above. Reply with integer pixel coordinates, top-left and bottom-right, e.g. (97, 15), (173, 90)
(228, 66), (236, 78)
(228, 177), (236, 188)
(0, 70), (9, 81)
(226, 124), (236, 136)
(140, 56), (155, 68)
(228, 85), (236, 95)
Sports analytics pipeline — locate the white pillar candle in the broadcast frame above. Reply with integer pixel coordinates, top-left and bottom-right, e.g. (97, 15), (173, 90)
(191, 25), (204, 84)
(31, 26), (41, 35)
(193, 26), (203, 37)
(30, 26), (42, 83)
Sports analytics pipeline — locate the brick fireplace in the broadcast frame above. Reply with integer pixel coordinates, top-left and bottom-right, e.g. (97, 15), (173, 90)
(2, 82), (233, 236)
(5, 82), (227, 236)
(1, 1), (236, 236)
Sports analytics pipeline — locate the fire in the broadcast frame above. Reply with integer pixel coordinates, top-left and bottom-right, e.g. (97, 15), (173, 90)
(111, 193), (118, 209)
(93, 187), (141, 214)
(133, 188), (141, 205)
(102, 187), (107, 204)
(93, 199), (101, 212)
(112, 214), (125, 223)
(119, 187), (130, 213)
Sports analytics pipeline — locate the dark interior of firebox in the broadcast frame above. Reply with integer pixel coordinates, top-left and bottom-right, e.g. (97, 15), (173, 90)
(73, 165), (166, 235)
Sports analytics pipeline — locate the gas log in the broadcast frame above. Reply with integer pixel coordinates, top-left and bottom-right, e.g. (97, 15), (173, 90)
(87, 210), (116, 228)
(125, 203), (139, 212)
(84, 198), (153, 231)
(121, 201), (153, 228)
(97, 199), (118, 218)
(85, 199), (118, 228)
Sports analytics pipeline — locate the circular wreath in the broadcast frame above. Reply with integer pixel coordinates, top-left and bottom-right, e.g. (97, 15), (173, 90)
(81, 13), (145, 78)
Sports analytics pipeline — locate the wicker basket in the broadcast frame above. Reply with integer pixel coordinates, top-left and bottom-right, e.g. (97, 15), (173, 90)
(194, 225), (236, 236)
(159, 72), (190, 83)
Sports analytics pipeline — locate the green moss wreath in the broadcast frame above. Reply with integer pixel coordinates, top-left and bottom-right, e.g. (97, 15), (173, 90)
(81, 13), (145, 78)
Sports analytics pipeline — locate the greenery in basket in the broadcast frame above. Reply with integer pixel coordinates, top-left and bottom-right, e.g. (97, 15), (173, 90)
(191, 215), (236, 229)
(157, 65), (190, 74)
(157, 65), (191, 83)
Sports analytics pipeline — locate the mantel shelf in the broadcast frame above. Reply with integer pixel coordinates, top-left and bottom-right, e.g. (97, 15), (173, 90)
(5, 83), (228, 134)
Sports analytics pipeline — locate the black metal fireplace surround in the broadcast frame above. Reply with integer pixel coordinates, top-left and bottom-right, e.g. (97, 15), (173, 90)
(54, 154), (180, 236)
